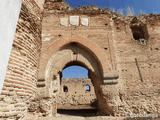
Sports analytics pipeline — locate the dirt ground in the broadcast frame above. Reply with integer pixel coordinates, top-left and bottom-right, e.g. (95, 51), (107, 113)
(25, 110), (124, 120)
(25, 114), (124, 120)
(25, 110), (159, 120)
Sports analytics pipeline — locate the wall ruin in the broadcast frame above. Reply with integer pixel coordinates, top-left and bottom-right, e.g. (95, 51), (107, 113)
(39, 0), (160, 116)
(57, 78), (97, 110)
(0, 0), (160, 119)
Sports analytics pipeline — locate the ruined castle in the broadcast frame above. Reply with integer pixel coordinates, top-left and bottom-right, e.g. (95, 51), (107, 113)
(0, 0), (160, 119)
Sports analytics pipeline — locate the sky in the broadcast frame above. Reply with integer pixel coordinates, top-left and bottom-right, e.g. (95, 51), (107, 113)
(62, 66), (88, 78)
(64, 0), (160, 15)
(63, 0), (160, 78)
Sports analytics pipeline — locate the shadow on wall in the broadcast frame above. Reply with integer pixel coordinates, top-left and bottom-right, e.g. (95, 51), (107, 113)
(57, 109), (98, 117)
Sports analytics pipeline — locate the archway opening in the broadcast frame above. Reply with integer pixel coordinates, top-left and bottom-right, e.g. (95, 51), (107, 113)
(45, 41), (111, 116)
(57, 63), (98, 116)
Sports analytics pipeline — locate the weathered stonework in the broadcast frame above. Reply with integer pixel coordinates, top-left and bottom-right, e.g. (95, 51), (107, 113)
(70, 16), (79, 26)
(57, 78), (97, 110)
(81, 18), (89, 26)
(60, 18), (68, 26)
(0, 0), (160, 119)
(0, 95), (28, 119)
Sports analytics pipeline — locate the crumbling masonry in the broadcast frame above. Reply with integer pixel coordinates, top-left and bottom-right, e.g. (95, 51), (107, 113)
(0, 0), (160, 119)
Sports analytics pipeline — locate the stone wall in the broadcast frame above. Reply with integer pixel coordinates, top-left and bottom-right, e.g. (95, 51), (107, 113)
(40, 2), (118, 115)
(112, 15), (160, 115)
(57, 78), (97, 109)
(40, 1), (160, 116)
(0, 95), (28, 120)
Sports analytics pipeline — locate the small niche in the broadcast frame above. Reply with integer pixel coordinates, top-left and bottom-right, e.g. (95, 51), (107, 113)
(58, 34), (62, 37)
(63, 86), (68, 92)
(73, 52), (77, 55)
(104, 47), (108, 50)
(53, 75), (57, 80)
(85, 85), (90, 92)
(140, 39), (147, 45)
(155, 48), (159, 51)
(130, 24), (149, 45)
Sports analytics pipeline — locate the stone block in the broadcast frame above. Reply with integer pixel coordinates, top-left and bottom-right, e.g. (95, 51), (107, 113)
(81, 18), (89, 26)
(60, 18), (68, 26)
(103, 73), (119, 80)
(70, 16), (79, 26)
(103, 79), (118, 85)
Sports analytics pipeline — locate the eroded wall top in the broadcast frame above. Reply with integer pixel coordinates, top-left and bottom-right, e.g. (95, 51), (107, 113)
(43, 0), (160, 28)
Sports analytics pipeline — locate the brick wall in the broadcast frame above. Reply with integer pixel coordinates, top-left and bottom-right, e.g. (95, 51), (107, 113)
(2, 0), (42, 97)
(0, 0), (43, 119)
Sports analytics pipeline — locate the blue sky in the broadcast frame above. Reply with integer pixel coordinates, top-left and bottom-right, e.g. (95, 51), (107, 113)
(64, 0), (160, 15)
(62, 66), (88, 78)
